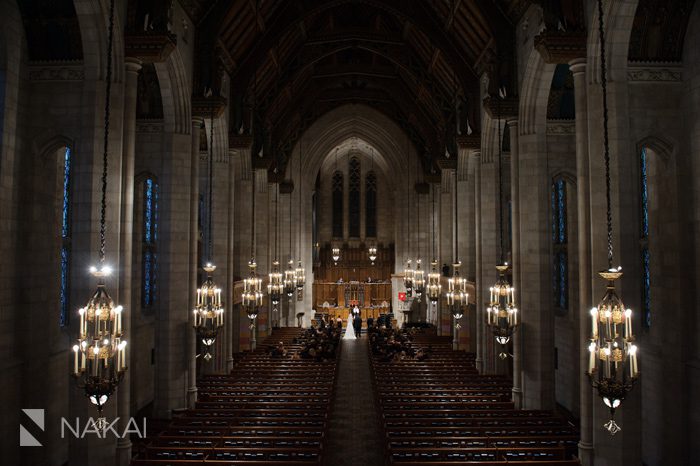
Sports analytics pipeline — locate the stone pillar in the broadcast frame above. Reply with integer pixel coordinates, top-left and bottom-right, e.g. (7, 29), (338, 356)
(187, 117), (203, 406)
(474, 153), (484, 373)
(508, 118), (523, 408)
(570, 58), (594, 466)
(116, 57), (141, 466)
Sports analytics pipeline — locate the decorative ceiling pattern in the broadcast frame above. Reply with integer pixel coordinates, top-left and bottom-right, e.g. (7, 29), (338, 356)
(628, 0), (697, 62)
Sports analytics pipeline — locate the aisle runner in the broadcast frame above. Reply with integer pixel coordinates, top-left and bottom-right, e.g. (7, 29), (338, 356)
(324, 338), (385, 466)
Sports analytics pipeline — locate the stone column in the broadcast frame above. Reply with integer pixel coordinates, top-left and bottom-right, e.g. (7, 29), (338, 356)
(474, 153), (484, 373)
(508, 118), (523, 408)
(570, 58), (593, 466)
(187, 117), (203, 406)
(116, 57), (141, 466)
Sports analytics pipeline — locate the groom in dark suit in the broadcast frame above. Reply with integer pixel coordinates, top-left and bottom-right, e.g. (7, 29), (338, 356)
(353, 313), (362, 337)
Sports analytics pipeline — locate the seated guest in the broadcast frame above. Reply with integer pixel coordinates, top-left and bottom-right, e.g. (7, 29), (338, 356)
(270, 341), (287, 358)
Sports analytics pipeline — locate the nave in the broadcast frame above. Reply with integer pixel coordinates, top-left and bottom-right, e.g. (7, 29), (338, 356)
(131, 326), (579, 466)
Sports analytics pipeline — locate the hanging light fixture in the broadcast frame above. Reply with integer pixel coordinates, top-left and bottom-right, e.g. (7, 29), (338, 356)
(243, 77), (262, 348)
(427, 184), (442, 306)
(413, 259), (425, 301)
(587, 0), (639, 436)
(283, 188), (297, 298)
(332, 247), (341, 265)
(447, 262), (468, 321)
(71, 0), (126, 415)
(403, 137), (414, 295)
(295, 138), (305, 292)
(368, 246), (377, 265)
(268, 181), (283, 317)
(485, 84), (519, 359)
(193, 89), (225, 362)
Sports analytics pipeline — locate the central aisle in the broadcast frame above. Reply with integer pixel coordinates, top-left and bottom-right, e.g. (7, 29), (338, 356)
(324, 336), (385, 466)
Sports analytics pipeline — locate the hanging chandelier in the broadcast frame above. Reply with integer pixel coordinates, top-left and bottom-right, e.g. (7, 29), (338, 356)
(332, 247), (341, 265)
(403, 259), (414, 296)
(71, 0), (126, 415)
(368, 246), (377, 265)
(193, 264), (224, 361)
(268, 185), (283, 313)
(193, 88), (225, 362)
(414, 259), (425, 301)
(485, 84), (519, 359)
(427, 260), (441, 305)
(267, 260), (283, 307)
(447, 262), (468, 323)
(243, 259), (263, 320)
(284, 259), (296, 297)
(587, 0), (639, 436)
(295, 139), (305, 293)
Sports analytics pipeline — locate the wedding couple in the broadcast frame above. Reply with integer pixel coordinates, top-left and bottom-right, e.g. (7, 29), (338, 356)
(342, 307), (362, 340)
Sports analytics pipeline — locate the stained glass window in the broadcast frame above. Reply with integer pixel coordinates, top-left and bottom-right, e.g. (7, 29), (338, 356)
(332, 171), (343, 238)
(348, 157), (361, 237)
(551, 178), (568, 311)
(365, 171), (377, 238)
(143, 177), (159, 308)
(60, 147), (72, 327)
(640, 148), (651, 328)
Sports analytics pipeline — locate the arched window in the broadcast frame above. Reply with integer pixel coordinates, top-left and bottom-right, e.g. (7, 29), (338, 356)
(640, 147), (651, 328)
(143, 176), (159, 308)
(59, 147), (72, 327)
(332, 171), (343, 238)
(365, 171), (377, 238)
(551, 177), (568, 311)
(348, 157), (361, 237)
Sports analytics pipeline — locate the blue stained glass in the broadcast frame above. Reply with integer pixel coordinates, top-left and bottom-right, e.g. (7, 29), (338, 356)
(642, 247), (651, 328)
(559, 252), (567, 309)
(640, 148), (649, 239)
(557, 179), (566, 244)
(144, 250), (152, 307)
(143, 177), (159, 308)
(60, 246), (70, 326)
(551, 185), (556, 242)
(145, 179), (153, 242)
(61, 148), (71, 238)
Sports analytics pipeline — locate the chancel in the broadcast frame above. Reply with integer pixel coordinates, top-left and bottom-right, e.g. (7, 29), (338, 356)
(2, 1), (699, 465)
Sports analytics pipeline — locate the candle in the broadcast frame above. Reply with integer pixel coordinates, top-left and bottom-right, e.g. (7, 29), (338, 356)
(73, 345), (79, 374)
(588, 342), (596, 374)
(624, 309), (632, 337)
(590, 308), (598, 338)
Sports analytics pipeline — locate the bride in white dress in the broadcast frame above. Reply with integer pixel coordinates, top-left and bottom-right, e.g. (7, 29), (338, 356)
(342, 312), (356, 340)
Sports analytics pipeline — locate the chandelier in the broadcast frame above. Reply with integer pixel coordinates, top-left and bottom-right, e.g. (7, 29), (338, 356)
(485, 86), (519, 358)
(295, 139), (305, 293)
(413, 259), (425, 301)
(284, 259), (296, 297)
(192, 86), (225, 363)
(426, 185), (441, 306)
(332, 246), (341, 265)
(587, 0), (639, 436)
(368, 246), (377, 265)
(71, 0), (125, 415)
(193, 264), (224, 361)
(267, 260), (283, 308)
(403, 259), (414, 296)
(486, 263), (518, 357)
(447, 262), (468, 323)
(243, 259), (263, 320)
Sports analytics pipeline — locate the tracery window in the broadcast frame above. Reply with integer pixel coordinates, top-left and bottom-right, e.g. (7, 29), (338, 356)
(59, 147), (72, 327)
(142, 176), (159, 308)
(332, 171), (343, 238)
(551, 177), (568, 311)
(365, 171), (377, 238)
(348, 157), (361, 237)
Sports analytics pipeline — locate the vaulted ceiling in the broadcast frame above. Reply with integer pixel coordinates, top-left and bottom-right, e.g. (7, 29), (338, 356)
(190, 0), (516, 176)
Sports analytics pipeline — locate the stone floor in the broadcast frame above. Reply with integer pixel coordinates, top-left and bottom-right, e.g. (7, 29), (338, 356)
(324, 335), (385, 466)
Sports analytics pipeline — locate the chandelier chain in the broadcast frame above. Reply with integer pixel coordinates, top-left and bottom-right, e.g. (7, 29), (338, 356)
(99, 0), (116, 263)
(208, 105), (214, 262)
(497, 92), (504, 265)
(597, 0), (613, 268)
(432, 181), (436, 260)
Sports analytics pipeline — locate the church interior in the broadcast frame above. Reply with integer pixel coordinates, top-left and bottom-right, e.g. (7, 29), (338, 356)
(2, 0), (699, 465)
